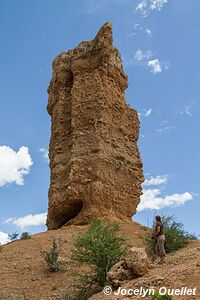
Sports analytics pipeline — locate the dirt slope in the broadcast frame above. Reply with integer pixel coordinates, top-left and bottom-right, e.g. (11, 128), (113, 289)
(89, 240), (200, 300)
(0, 220), (147, 299)
(0, 220), (199, 300)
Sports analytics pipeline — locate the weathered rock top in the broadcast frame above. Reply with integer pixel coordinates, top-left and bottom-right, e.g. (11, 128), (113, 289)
(47, 22), (127, 115)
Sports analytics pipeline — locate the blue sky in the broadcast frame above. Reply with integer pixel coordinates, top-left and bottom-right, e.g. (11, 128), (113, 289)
(0, 0), (200, 243)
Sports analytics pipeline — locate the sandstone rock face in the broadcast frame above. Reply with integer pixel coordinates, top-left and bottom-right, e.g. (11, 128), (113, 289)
(47, 22), (144, 230)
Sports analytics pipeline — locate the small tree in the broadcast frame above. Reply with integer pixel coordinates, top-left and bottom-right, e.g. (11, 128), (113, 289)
(9, 232), (19, 241)
(20, 232), (31, 240)
(71, 220), (131, 288)
(41, 237), (63, 272)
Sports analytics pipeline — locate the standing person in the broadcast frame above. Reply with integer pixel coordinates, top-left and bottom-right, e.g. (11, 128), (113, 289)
(152, 215), (166, 264)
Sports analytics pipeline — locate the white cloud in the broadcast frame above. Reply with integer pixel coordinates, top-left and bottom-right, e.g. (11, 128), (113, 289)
(150, 0), (168, 11)
(145, 28), (152, 35)
(0, 231), (10, 245)
(126, 32), (136, 38)
(134, 50), (169, 74)
(156, 120), (175, 133)
(143, 108), (152, 117)
(136, 0), (168, 16)
(160, 120), (169, 125)
(179, 105), (192, 117)
(0, 146), (33, 187)
(39, 148), (49, 161)
(137, 173), (193, 211)
(137, 190), (193, 211)
(156, 126), (175, 133)
(134, 23), (141, 29)
(136, 0), (149, 16)
(148, 59), (162, 73)
(127, 25), (152, 37)
(135, 49), (153, 61)
(139, 108), (152, 118)
(162, 61), (170, 70)
(143, 175), (168, 186)
(5, 212), (47, 230)
(135, 49), (144, 61)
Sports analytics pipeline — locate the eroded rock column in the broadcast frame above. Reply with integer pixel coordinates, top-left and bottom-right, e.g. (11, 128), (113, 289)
(47, 22), (144, 229)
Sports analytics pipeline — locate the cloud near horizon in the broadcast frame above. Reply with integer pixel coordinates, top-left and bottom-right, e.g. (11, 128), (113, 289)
(4, 212), (47, 230)
(0, 146), (33, 187)
(0, 231), (10, 245)
(137, 175), (193, 211)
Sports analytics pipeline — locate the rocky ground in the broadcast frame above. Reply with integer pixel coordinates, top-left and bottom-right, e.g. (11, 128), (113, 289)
(0, 220), (199, 300)
(89, 240), (200, 300)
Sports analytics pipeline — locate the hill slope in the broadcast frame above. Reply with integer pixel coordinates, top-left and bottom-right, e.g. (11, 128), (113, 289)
(89, 240), (200, 300)
(0, 220), (199, 300)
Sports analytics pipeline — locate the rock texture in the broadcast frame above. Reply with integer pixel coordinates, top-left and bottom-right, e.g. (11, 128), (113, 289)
(47, 22), (144, 230)
(124, 247), (150, 276)
(106, 260), (134, 289)
(106, 247), (150, 288)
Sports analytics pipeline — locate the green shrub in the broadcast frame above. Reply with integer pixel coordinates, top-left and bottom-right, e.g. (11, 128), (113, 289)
(143, 215), (198, 259)
(41, 237), (63, 272)
(9, 232), (19, 241)
(0, 244), (3, 252)
(151, 289), (172, 300)
(20, 232), (31, 240)
(71, 220), (131, 288)
(143, 230), (157, 260)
